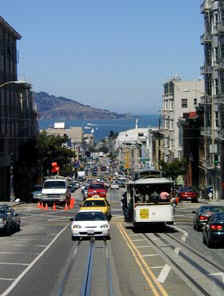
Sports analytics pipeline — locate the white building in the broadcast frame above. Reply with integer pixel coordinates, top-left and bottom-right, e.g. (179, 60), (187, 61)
(161, 77), (204, 160)
(115, 121), (154, 170)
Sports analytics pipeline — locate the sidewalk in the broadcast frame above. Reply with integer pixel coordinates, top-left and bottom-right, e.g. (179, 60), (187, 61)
(0, 200), (24, 208)
(199, 198), (224, 205)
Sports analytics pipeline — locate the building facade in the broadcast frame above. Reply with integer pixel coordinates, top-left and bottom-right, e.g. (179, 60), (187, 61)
(161, 77), (204, 161)
(0, 17), (38, 201)
(200, 0), (224, 199)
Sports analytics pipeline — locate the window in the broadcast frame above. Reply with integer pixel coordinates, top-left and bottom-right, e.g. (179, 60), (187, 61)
(194, 98), (197, 105)
(181, 98), (188, 108)
(215, 111), (219, 128)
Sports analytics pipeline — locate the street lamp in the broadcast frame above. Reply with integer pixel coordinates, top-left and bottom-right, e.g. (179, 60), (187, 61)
(0, 80), (27, 88)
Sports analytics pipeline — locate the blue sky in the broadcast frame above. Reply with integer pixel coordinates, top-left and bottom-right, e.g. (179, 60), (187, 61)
(2, 1), (204, 114)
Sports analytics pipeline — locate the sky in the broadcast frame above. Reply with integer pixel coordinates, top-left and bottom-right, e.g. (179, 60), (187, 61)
(2, 1), (204, 115)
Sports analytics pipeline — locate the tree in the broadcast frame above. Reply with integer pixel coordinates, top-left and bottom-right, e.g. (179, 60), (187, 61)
(13, 131), (75, 202)
(159, 158), (187, 182)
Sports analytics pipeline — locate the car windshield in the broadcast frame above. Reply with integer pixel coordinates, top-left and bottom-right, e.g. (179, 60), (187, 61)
(200, 206), (224, 214)
(213, 213), (224, 221)
(83, 200), (106, 207)
(43, 181), (66, 189)
(75, 212), (106, 221)
(181, 187), (195, 192)
(89, 184), (104, 190)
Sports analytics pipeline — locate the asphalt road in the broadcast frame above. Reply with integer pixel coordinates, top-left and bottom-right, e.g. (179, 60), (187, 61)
(0, 189), (224, 295)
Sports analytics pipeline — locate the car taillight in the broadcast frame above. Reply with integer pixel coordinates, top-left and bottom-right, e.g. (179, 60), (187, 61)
(199, 215), (208, 221)
(210, 224), (223, 231)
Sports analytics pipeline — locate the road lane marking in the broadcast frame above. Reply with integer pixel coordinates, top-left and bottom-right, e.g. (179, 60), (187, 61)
(209, 272), (224, 283)
(0, 262), (29, 266)
(118, 223), (168, 296)
(174, 247), (181, 255)
(142, 254), (160, 257)
(169, 225), (189, 242)
(151, 266), (164, 269)
(132, 239), (145, 242)
(137, 245), (153, 248)
(157, 264), (171, 283)
(0, 252), (30, 255)
(118, 224), (160, 296)
(1, 223), (69, 296)
(0, 278), (15, 281)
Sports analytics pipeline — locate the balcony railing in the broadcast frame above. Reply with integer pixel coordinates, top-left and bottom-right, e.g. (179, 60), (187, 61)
(200, 33), (212, 44)
(200, 65), (212, 74)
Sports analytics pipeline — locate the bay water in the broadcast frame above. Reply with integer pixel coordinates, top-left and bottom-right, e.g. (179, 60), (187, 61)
(38, 114), (159, 142)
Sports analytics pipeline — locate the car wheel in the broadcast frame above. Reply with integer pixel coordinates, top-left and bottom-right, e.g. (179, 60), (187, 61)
(192, 199), (198, 203)
(202, 233), (206, 244)
(195, 223), (200, 231)
(207, 238), (215, 248)
(5, 225), (11, 236)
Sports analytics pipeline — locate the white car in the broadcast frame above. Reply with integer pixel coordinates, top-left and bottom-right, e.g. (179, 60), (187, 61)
(70, 210), (110, 240)
(110, 182), (119, 189)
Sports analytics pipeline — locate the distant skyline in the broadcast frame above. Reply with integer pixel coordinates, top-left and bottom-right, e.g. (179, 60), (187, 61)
(2, 1), (204, 114)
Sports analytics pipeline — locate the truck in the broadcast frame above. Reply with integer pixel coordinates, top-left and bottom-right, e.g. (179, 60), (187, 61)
(40, 176), (71, 205)
(124, 177), (174, 228)
(77, 170), (86, 181)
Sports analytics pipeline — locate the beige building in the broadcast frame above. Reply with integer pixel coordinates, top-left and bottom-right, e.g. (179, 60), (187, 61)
(161, 77), (204, 161)
(0, 17), (38, 201)
(44, 122), (83, 145)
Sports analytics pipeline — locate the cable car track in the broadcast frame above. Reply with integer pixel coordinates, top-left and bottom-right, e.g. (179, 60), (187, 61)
(57, 238), (114, 296)
(143, 231), (224, 296)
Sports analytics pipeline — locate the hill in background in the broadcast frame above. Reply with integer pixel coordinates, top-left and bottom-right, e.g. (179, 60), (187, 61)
(34, 91), (131, 120)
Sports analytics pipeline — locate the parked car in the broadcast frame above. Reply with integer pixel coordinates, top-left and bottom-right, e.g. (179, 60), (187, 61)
(41, 177), (71, 205)
(0, 207), (20, 234)
(202, 212), (224, 248)
(70, 210), (110, 240)
(80, 197), (111, 220)
(178, 186), (198, 202)
(32, 185), (43, 202)
(192, 205), (224, 231)
(87, 182), (107, 198)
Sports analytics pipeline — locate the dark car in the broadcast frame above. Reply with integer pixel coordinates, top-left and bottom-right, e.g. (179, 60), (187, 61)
(202, 212), (224, 248)
(178, 186), (198, 202)
(193, 205), (224, 231)
(0, 207), (20, 235)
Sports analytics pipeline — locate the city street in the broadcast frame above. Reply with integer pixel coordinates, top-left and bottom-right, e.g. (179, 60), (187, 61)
(0, 189), (224, 295)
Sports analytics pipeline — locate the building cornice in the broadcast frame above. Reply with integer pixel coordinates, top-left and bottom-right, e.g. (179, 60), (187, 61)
(0, 16), (22, 40)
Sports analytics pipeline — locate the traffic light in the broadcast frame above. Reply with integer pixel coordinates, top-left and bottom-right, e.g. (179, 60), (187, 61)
(51, 162), (60, 174)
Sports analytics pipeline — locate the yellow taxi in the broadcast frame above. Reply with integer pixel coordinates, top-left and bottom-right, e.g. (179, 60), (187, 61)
(80, 196), (111, 220)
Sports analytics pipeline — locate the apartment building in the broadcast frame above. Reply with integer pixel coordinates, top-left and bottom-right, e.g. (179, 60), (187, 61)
(200, 0), (224, 199)
(161, 76), (204, 161)
(0, 17), (38, 201)
(115, 127), (150, 172)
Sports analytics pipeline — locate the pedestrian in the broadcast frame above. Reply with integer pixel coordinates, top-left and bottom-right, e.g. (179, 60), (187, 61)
(160, 191), (170, 200)
(151, 188), (160, 204)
